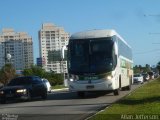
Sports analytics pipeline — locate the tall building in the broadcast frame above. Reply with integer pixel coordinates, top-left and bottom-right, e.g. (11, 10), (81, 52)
(38, 23), (69, 73)
(0, 28), (34, 70)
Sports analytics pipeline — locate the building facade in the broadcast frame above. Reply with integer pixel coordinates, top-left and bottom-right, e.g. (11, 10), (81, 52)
(38, 23), (69, 73)
(0, 28), (34, 70)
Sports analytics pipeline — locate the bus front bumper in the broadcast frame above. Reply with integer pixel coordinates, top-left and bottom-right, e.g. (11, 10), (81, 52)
(68, 80), (115, 92)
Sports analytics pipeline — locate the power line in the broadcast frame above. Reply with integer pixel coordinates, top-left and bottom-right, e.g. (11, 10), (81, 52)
(134, 49), (160, 54)
(144, 14), (160, 17)
(152, 43), (160, 44)
(149, 32), (160, 35)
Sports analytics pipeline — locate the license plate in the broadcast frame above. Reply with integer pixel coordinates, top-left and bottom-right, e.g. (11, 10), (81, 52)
(86, 85), (94, 89)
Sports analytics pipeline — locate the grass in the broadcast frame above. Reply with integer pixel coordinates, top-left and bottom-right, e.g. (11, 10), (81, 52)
(90, 78), (160, 120)
(51, 85), (67, 89)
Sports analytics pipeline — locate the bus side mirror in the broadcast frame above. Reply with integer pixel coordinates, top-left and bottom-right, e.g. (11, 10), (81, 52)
(114, 43), (118, 55)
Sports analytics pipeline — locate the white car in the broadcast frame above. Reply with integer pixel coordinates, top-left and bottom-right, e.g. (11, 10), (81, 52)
(133, 74), (144, 84)
(42, 79), (52, 93)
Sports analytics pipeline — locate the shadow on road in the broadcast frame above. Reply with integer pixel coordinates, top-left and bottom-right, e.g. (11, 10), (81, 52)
(47, 91), (113, 100)
(0, 91), (113, 105)
(0, 92), (110, 110)
(0, 102), (109, 109)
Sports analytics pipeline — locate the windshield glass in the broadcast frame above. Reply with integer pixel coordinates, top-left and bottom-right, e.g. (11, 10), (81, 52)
(7, 77), (32, 86)
(68, 38), (114, 74)
(134, 74), (141, 77)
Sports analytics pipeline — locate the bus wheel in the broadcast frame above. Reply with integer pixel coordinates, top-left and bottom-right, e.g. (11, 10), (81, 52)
(77, 91), (85, 98)
(126, 83), (131, 90)
(113, 89), (119, 96)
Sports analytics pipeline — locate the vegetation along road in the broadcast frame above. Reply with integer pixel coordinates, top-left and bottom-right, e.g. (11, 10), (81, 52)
(90, 78), (160, 120)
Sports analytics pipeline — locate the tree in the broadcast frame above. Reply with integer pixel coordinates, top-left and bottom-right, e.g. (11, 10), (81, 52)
(22, 68), (33, 76)
(23, 65), (46, 78)
(133, 64), (151, 74)
(23, 65), (63, 86)
(133, 65), (141, 74)
(145, 64), (150, 68)
(46, 73), (63, 86)
(0, 64), (16, 85)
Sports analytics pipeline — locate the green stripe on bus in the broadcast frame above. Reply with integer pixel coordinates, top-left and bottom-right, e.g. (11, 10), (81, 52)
(120, 58), (133, 69)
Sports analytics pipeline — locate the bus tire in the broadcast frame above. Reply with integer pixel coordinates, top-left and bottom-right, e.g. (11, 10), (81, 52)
(126, 84), (131, 90)
(113, 89), (119, 96)
(77, 91), (85, 98)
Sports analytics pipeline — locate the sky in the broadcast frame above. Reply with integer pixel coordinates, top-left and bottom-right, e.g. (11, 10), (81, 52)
(0, 0), (160, 66)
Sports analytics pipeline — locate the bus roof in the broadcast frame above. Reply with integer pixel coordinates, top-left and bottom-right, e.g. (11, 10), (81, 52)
(70, 29), (131, 48)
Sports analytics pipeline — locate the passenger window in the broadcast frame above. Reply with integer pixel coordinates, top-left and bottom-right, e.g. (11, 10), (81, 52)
(32, 77), (42, 84)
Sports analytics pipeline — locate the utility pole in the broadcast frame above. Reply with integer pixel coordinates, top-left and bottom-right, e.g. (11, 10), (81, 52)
(152, 43), (160, 44)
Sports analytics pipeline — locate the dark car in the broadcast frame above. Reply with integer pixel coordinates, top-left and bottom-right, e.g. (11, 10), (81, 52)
(142, 73), (149, 81)
(0, 76), (47, 104)
(0, 84), (3, 89)
(148, 72), (154, 79)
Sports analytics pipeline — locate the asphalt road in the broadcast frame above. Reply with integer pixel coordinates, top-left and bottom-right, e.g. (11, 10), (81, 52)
(0, 84), (142, 120)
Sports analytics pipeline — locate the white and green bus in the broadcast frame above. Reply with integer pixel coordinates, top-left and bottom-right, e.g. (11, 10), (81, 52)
(67, 29), (133, 97)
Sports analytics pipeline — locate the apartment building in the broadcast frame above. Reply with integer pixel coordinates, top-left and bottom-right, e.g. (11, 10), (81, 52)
(38, 23), (69, 73)
(0, 28), (34, 70)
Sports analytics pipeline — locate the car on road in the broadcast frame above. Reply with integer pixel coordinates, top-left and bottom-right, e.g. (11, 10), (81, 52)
(154, 72), (159, 78)
(148, 71), (154, 79)
(0, 76), (47, 104)
(142, 73), (149, 81)
(133, 74), (144, 84)
(42, 78), (52, 93)
(0, 83), (3, 89)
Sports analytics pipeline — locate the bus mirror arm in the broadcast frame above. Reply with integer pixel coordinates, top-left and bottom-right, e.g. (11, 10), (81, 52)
(61, 46), (67, 59)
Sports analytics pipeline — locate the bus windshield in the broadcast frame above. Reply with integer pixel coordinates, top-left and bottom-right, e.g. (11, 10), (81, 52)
(68, 38), (114, 75)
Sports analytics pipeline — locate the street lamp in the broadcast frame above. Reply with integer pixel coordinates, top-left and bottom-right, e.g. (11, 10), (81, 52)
(61, 46), (68, 87)
(3, 41), (12, 65)
(6, 53), (12, 63)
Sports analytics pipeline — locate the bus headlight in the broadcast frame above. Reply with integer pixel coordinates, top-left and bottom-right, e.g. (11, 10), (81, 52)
(107, 75), (113, 80)
(69, 78), (74, 81)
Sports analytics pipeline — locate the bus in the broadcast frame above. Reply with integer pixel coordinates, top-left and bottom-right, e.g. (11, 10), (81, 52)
(67, 29), (133, 97)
